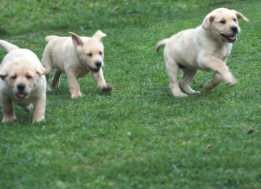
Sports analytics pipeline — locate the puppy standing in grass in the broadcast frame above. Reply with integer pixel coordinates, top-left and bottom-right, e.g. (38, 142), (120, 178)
(42, 30), (112, 99)
(156, 8), (248, 97)
(0, 40), (47, 123)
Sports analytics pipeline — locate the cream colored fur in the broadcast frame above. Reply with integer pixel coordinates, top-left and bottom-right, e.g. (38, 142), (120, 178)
(0, 40), (47, 123)
(42, 30), (112, 98)
(156, 8), (248, 97)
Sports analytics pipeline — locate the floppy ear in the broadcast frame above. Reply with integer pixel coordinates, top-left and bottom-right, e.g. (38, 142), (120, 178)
(0, 68), (7, 80)
(69, 32), (84, 47)
(0, 73), (7, 80)
(36, 65), (47, 76)
(93, 30), (107, 41)
(233, 10), (249, 22)
(202, 14), (215, 30)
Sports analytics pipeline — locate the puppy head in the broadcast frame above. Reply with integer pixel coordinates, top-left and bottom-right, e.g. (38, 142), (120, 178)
(70, 30), (106, 72)
(202, 8), (248, 43)
(0, 60), (46, 100)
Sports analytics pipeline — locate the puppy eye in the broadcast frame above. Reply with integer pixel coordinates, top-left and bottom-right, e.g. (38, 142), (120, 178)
(99, 51), (103, 55)
(87, 53), (93, 57)
(26, 74), (32, 79)
(233, 18), (237, 22)
(11, 75), (17, 80)
(220, 19), (226, 24)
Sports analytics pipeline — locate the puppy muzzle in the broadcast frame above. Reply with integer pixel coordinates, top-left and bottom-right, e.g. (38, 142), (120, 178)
(87, 65), (101, 73)
(15, 91), (28, 99)
(87, 62), (103, 73)
(220, 33), (237, 43)
(231, 26), (238, 34)
(15, 84), (28, 99)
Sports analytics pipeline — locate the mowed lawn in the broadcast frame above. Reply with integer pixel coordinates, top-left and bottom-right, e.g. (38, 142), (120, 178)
(0, 0), (260, 188)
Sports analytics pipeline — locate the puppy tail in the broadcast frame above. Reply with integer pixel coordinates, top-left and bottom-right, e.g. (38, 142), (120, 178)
(45, 35), (59, 42)
(0, 40), (19, 52)
(155, 38), (169, 52)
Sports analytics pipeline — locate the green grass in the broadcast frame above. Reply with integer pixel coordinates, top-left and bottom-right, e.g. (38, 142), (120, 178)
(0, 0), (260, 188)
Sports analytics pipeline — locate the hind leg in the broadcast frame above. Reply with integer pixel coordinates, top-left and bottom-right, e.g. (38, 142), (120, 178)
(165, 55), (187, 97)
(51, 70), (62, 89)
(42, 47), (53, 74)
(179, 68), (199, 95)
(42, 47), (53, 91)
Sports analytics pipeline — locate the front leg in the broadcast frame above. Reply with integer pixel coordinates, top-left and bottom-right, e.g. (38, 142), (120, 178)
(202, 73), (223, 92)
(2, 98), (16, 123)
(91, 69), (112, 92)
(32, 94), (46, 123)
(198, 55), (237, 86)
(65, 70), (82, 98)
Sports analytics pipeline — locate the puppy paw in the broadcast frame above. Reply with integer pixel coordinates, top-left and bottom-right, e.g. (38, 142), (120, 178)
(181, 85), (200, 95)
(223, 73), (237, 86)
(227, 78), (237, 86)
(33, 116), (45, 123)
(172, 91), (188, 97)
(71, 91), (82, 99)
(101, 84), (112, 93)
(2, 115), (16, 123)
(190, 90), (201, 95)
(175, 93), (188, 97)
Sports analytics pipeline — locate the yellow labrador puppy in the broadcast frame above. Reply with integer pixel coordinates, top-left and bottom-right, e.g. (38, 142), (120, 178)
(0, 40), (47, 123)
(42, 30), (112, 99)
(156, 8), (248, 97)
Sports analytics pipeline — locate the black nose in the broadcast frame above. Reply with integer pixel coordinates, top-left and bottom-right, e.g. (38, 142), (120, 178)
(95, 61), (102, 68)
(231, 26), (238, 34)
(17, 84), (25, 91)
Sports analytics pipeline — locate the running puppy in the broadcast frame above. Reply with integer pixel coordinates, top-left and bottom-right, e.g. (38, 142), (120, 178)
(42, 30), (112, 98)
(156, 8), (248, 97)
(0, 40), (47, 123)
